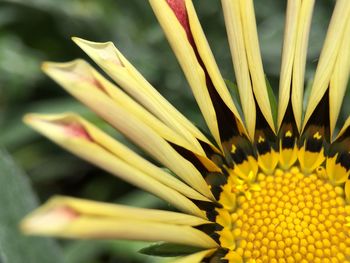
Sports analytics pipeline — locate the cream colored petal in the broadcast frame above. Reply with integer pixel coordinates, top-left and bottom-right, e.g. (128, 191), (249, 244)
(185, 0), (245, 133)
(71, 37), (216, 153)
(278, 0), (314, 131)
(239, 0), (275, 133)
(41, 61), (214, 200)
(291, 0), (314, 131)
(21, 199), (218, 248)
(42, 59), (202, 156)
(303, 0), (350, 131)
(33, 112), (208, 201)
(330, 16), (350, 139)
(149, 0), (221, 147)
(170, 249), (216, 263)
(278, 0), (300, 129)
(24, 196), (211, 226)
(221, 0), (256, 140)
(79, 115), (210, 202)
(24, 113), (207, 217)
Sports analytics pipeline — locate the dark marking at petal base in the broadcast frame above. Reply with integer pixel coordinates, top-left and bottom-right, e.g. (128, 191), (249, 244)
(337, 152), (350, 171)
(337, 126), (350, 142)
(300, 91), (330, 147)
(205, 173), (228, 200)
(281, 134), (296, 149)
(167, 0), (246, 154)
(255, 137), (272, 155)
(327, 130), (350, 178)
(202, 249), (229, 263)
(279, 101), (299, 149)
(222, 135), (254, 168)
(198, 140), (227, 168)
(206, 207), (219, 223)
(304, 137), (324, 152)
(254, 100), (277, 155)
(329, 120), (350, 157)
(230, 147), (248, 165)
(170, 143), (230, 197)
(170, 143), (208, 173)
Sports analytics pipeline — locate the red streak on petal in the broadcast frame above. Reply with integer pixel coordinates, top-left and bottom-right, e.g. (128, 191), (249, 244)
(92, 78), (106, 92)
(166, 0), (195, 46)
(54, 206), (80, 220)
(62, 121), (93, 141)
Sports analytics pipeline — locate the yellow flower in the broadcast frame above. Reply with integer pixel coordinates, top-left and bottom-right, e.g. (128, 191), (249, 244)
(21, 0), (350, 262)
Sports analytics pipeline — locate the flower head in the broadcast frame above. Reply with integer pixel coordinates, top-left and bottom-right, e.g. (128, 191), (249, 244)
(21, 0), (350, 262)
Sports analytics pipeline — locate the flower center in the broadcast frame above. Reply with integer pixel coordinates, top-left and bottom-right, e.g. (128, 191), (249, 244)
(216, 166), (350, 262)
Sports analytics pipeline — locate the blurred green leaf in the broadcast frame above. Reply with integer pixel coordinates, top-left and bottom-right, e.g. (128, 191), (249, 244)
(139, 243), (202, 257)
(117, 190), (166, 209)
(64, 240), (164, 263)
(0, 149), (63, 263)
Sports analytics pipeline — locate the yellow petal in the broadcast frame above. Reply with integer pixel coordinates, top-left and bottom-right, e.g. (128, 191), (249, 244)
(43, 113), (210, 201)
(41, 60), (214, 200)
(24, 196), (210, 226)
(291, 0), (315, 132)
(42, 59), (202, 156)
(278, 0), (301, 128)
(279, 143), (298, 171)
(223, 250), (243, 263)
(215, 208), (232, 229)
(149, 0), (221, 147)
(329, 16), (350, 139)
(21, 198), (218, 248)
(298, 144), (325, 174)
(231, 156), (258, 181)
(170, 249), (216, 263)
(345, 181), (350, 204)
(71, 37), (216, 153)
(303, 0), (350, 131)
(221, 0), (256, 140)
(218, 184), (236, 212)
(239, 0), (275, 133)
(194, 153), (222, 173)
(217, 227), (235, 250)
(24, 113), (206, 217)
(326, 155), (350, 185)
(257, 149), (279, 175)
(278, 0), (315, 131)
(185, 0), (245, 132)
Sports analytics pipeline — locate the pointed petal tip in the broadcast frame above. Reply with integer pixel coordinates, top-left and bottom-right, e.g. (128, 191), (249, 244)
(23, 113), (73, 124)
(41, 61), (66, 72)
(23, 113), (36, 125)
(71, 36), (80, 43)
(41, 59), (87, 74)
(72, 37), (123, 67)
(20, 203), (78, 236)
(71, 36), (95, 46)
(41, 60), (98, 89)
(23, 113), (51, 128)
(72, 36), (114, 52)
(71, 36), (110, 46)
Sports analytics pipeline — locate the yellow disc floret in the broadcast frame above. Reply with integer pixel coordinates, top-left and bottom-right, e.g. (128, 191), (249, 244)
(216, 166), (350, 262)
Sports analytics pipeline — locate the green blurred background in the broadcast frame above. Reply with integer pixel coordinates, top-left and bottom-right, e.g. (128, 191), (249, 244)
(0, 0), (345, 262)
